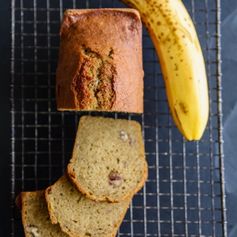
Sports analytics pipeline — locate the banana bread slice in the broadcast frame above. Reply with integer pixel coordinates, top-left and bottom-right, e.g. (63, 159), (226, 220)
(45, 175), (130, 237)
(67, 116), (148, 202)
(16, 191), (68, 237)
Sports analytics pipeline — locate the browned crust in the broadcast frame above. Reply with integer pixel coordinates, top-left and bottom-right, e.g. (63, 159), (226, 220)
(56, 8), (144, 113)
(17, 192), (29, 237)
(67, 160), (148, 203)
(67, 116), (148, 203)
(45, 175), (131, 237)
(61, 8), (141, 35)
(45, 181), (76, 237)
(16, 191), (45, 237)
(45, 181), (80, 237)
(45, 187), (59, 225)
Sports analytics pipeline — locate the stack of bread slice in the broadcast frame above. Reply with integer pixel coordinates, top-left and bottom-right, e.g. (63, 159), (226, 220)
(17, 116), (148, 237)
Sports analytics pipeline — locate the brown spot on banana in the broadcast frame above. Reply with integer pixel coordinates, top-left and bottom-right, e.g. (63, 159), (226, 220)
(174, 63), (178, 71)
(121, 0), (208, 141)
(179, 102), (188, 114)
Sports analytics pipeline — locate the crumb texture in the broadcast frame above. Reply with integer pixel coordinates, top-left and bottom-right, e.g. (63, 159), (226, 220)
(46, 176), (130, 237)
(71, 46), (116, 110)
(19, 191), (67, 237)
(68, 116), (148, 202)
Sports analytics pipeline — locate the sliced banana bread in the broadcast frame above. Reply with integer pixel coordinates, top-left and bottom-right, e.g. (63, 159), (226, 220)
(45, 175), (130, 237)
(16, 191), (68, 237)
(67, 116), (148, 202)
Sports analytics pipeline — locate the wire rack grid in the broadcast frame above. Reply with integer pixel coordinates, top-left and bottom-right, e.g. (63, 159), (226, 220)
(10, 0), (227, 236)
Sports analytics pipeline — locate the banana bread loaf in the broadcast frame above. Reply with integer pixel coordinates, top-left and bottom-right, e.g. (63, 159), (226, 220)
(56, 9), (144, 113)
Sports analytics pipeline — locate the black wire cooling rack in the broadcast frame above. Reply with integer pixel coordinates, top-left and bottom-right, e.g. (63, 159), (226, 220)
(10, 0), (227, 236)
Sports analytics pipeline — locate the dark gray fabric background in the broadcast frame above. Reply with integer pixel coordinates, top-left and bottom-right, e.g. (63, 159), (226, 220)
(0, 1), (11, 236)
(0, 0), (236, 236)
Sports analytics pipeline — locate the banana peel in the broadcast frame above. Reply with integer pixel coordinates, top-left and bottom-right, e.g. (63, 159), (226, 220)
(122, 0), (209, 141)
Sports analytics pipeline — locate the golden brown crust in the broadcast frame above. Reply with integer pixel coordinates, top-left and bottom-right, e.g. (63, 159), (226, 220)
(17, 191), (47, 237)
(19, 191), (68, 237)
(67, 161), (148, 203)
(18, 192), (29, 237)
(56, 9), (144, 113)
(44, 188), (58, 225)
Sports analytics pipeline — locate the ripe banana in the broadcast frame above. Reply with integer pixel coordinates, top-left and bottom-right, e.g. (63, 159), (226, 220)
(122, 0), (209, 141)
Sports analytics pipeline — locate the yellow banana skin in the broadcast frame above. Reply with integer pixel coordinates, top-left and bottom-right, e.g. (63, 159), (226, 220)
(122, 0), (209, 141)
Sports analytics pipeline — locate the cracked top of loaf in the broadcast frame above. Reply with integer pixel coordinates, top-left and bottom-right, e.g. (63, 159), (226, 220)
(56, 8), (144, 113)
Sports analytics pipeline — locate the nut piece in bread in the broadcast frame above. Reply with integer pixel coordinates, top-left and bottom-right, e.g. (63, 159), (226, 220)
(16, 191), (67, 237)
